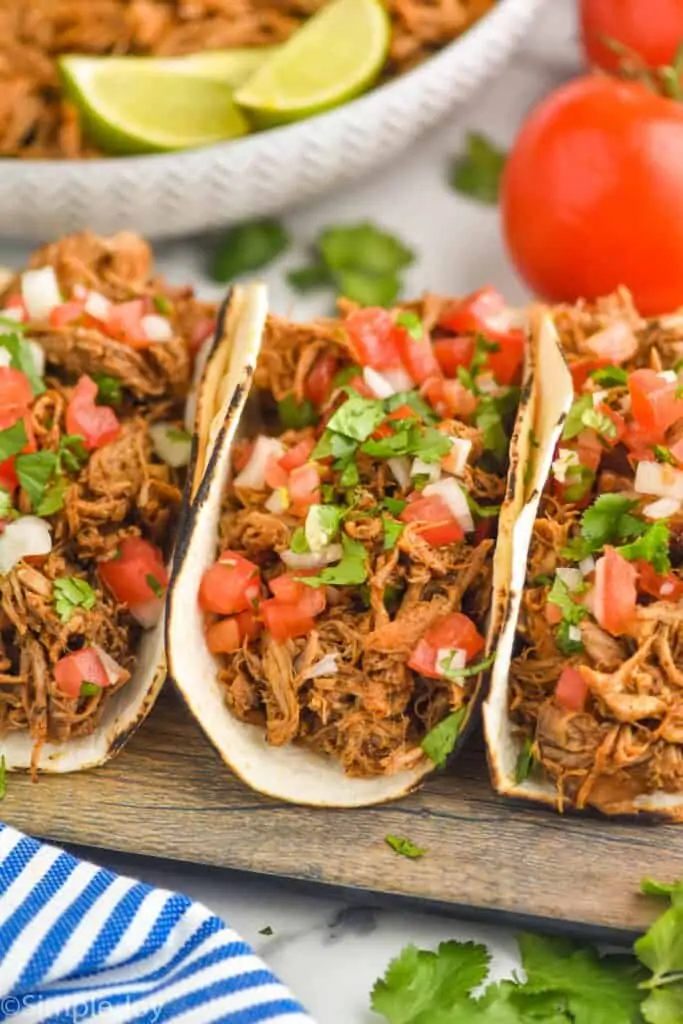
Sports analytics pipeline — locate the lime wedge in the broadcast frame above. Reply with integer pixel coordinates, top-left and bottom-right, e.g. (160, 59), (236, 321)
(59, 56), (250, 155)
(158, 48), (278, 88)
(234, 0), (390, 127)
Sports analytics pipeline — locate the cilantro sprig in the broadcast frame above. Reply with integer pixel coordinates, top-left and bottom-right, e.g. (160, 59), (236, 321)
(296, 534), (368, 589)
(450, 132), (507, 205)
(0, 333), (45, 396)
(547, 575), (587, 655)
(563, 494), (647, 561)
(384, 835), (427, 859)
(53, 576), (97, 623)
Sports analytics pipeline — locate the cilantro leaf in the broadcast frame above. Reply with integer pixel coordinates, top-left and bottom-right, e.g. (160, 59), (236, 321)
(440, 651), (496, 680)
(278, 394), (318, 430)
(0, 334), (45, 395)
(635, 906), (683, 987)
(80, 682), (101, 697)
(562, 394), (595, 441)
(590, 366), (628, 387)
(153, 294), (173, 315)
(382, 516), (404, 550)
(383, 496), (407, 516)
(145, 573), (165, 598)
(581, 407), (618, 441)
(54, 576), (97, 623)
(371, 940), (491, 1024)
(296, 534), (367, 588)
(337, 270), (401, 308)
(451, 132), (507, 204)
(641, 983), (683, 1024)
(15, 451), (58, 511)
(515, 737), (534, 783)
(259, 925), (274, 936)
(421, 708), (466, 768)
(564, 494), (646, 559)
(654, 445), (676, 465)
(36, 478), (67, 517)
(475, 393), (516, 464)
(642, 879), (683, 907)
(319, 223), (413, 276)
(58, 434), (88, 473)
(286, 263), (333, 293)
(385, 390), (436, 423)
(547, 576), (587, 626)
(93, 374), (123, 407)
(210, 219), (289, 282)
(395, 311), (423, 342)
(615, 521), (671, 574)
(289, 527), (310, 554)
(361, 424), (450, 463)
(326, 393), (385, 442)
(0, 419), (28, 462)
(384, 835), (427, 859)
(0, 488), (13, 519)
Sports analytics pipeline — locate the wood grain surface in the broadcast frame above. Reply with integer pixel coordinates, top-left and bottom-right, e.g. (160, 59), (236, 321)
(3, 688), (681, 941)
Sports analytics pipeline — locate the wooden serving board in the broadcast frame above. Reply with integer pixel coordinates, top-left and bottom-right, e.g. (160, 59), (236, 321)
(3, 688), (682, 942)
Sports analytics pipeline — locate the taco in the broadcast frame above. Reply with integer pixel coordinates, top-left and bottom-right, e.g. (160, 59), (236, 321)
(485, 290), (683, 818)
(0, 230), (222, 774)
(169, 287), (538, 806)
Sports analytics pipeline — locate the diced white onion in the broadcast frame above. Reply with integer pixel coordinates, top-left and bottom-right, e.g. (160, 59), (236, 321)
(591, 389), (607, 408)
(643, 496), (682, 520)
(149, 422), (192, 469)
(28, 340), (45, 378)
(423, 478), (474, 533)
(658, 370), (678, 383)
(0, 348), (10, 368)
(552, 448), (580, 484)
(184, 330), (214, 432)
(265, 488), (289, 514)
(305, 505), (336, 553)
(556, 567), (583, 592)
(388, 457), (411, 489)
(579, 555), (596, 577)
(661, 582), (676, 597)
(486, 306), (527, 331)
(435, 647), (466, 676)
(635, 460), (683, 500)
(300, 653), (339, 680)
(234, 435), (285, 490)
(281, 543), (343, 571)
(72, 283), (87, 300)
(0, 307), (23, 329)
(382, 367), (414, 393)
(0, 516), (52, 575)
(442, 437), (472, 477)
(362, 367), (397, 399)
(411, 457), (441, 484)
(84, 290), (111, 322)
(568, 625), (582, 644)
(21, 267), (62, 320)
(141, 314), (173, 342)
(91, 644), (127, 687)
(130, 598), (163, 629)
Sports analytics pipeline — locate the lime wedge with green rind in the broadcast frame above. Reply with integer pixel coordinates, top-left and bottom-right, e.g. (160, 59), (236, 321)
(234, 0), (390, 128)
(59, 56), (250, 155)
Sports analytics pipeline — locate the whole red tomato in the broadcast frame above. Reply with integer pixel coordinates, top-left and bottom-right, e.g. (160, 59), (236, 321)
(580, 0), (683, 72)
(501, 75), (683, 315)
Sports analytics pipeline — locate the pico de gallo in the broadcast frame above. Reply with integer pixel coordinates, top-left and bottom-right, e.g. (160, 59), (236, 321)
(199, 289), (526, 777)
(510, 290), (683, 813)
(0, 230), (216, 765)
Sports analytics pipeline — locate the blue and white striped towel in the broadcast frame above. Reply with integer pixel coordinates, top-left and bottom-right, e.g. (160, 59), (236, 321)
(0, 824), (315, 1024)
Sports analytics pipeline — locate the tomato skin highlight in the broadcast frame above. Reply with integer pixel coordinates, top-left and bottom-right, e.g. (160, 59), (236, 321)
(433, 336), (475, 377)
(0, 367), (33, 410)
(305, 354), (337, 406)
(421, 377), (477, 420)
(198, 551), (260, 616)
(279, 438), (315, 472)
(485, 328), (525, 386)
(344, 308), (401, 369)
(437, 287), (505, 334)
(400, 495), (465, 546)
(555, 666), (589, 713)
(54, 648), (110, 699)
(67, 375), (121, 450)
(593, 546), (638, 635)
(393, 324), (441, 383)
(261, 599), (316, 642)
(502, 75), (683, 315)
(99, 536), (169, 609)
(288, 463), (321, 515)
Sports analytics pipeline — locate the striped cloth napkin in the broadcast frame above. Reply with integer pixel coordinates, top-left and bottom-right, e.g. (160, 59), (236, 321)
(0, 824), (315, 1024)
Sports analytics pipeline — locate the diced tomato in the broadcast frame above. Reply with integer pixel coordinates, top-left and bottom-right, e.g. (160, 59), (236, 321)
(66, 375), (120, 450)
(387, 404), (419, 422)
(3, 293), (26, 320)
(629, 368), (683, 438)
(569, 357), (611, 391)
(437, 287), (506, 334)
(485, 328), (526, 386)
(49, 300), (84, 329)
(99, 536), (169, 610)
(393, 325), (442, 384)
(0, 408), (36, 453)
(0, 459), (17, 494)
(344, 308), (401, 369)
(237, 609), (261, 640)
(190, 318), (216, 355)
(545, 601), (563, 625)
(0, 367), (32, 410)
(555, 666), (589, 713)
(635, 560), (683, 602)
(594, 547), (638, 635)
(305, 354), (338, 406)
(268, 572), (326, 617)
(261, 599), (316, 642)
(102, 299), (148, 347)
(433, 337), (475, 377)
(264, 454), (289, 490)
(288, 463), (320, 514)
(205, 617), (242, 655)
(400, 494), (465, 546)
(596, 403), (626, 446)
(54, 648), (110, 699)
(576, 429), (604, 472)
(623, 422), (662, 461)
(421, 377), (477, 420)
(279, 438), (316, 472)
(407, 612), (484, 678)
(197, 550), (260, 616)
(372, 402), (419, 440)
(582, 321), (638, 364)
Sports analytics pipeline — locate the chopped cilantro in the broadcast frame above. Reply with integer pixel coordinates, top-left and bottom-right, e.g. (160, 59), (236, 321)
(590, 365), (628, 387)
(563, 463), (595, 504)
(384, 835), (427, 859)
(615, 521), (671, 574)
(166, 427), (192, 444)
(361, 423), (450, 463)
(210, 219), (289, 283)
(556, 621), (586, 656)
(547, 575), (587, 626)
(0, 488), (13, 519)
(382, 516), (404, 550)
(564, 494), (646, 560)
(466, 494), (501, 519)
(339, 461), (360, 487)
(319, 222), (413, 277)
(440, 651), (496, 681)
(395, 311), (423, 341)
(93, 374), (123, 407)
(0, 334), (45, 395)
(145, 573), (165, 598)
(278, 394), (318, 430)
(80, 682), (101, 697)
(421, 708), (466, 768)
(15, 451), (58, 512)
(332, 364), (362, 388)
(475, 394), (510, 463)
(286, 263), (333, 293)
(471, 333), (501, 375)
(655, 445), (676, 465)
(289, 527), (310, 554)
(326, 393), (386, 442)
(36, 479), (66, 517)
(296, 534), (367, 588)
(450, 132), (507, 204)
(153, 294), (173, 315)
(57, 434), (88, 473)
(515, 737), (534, 784)
(337, 270), (401, 307)
(383, 496), (407, 516)
(384, 390), (435, 422)
(562, 394), (595, 441)
(581, 407), (617, 442)
(54, 576), (97, 623)
(0, 419), (28, 462)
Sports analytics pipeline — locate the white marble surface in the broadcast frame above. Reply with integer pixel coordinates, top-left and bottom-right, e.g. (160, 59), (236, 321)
(1, 2), (587, 1020)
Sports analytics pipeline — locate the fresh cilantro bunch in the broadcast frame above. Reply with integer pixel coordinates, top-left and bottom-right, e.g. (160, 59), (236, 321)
(562, 494), (671, 572)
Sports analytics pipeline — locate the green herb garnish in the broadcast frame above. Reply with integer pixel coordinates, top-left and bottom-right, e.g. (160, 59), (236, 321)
(421, 708), (467, 768)
(0, 334), (45, 395)
(210, 219), (289, 282)
(277, 394), (318, 430)
(0, 419), (28, 462)
(296, 534), (367, 588)
(615, 521), (671, 574)
(563, 494), (646, 560)
(515, 737), (535, 784)
(80, 682), (101, 697)
(53, 576), (97, 623)
(450, 132), (507, 204)
(145, 573), (165, 598)
(384, 835), (427, 859)
(395, 311), (423, 341)
(655, 445), (676, 465)
(382, 516), (404, 550)
(590, 365), (628, 387)
(93, 374), (123, 407)
(153, 294), (173, 315)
